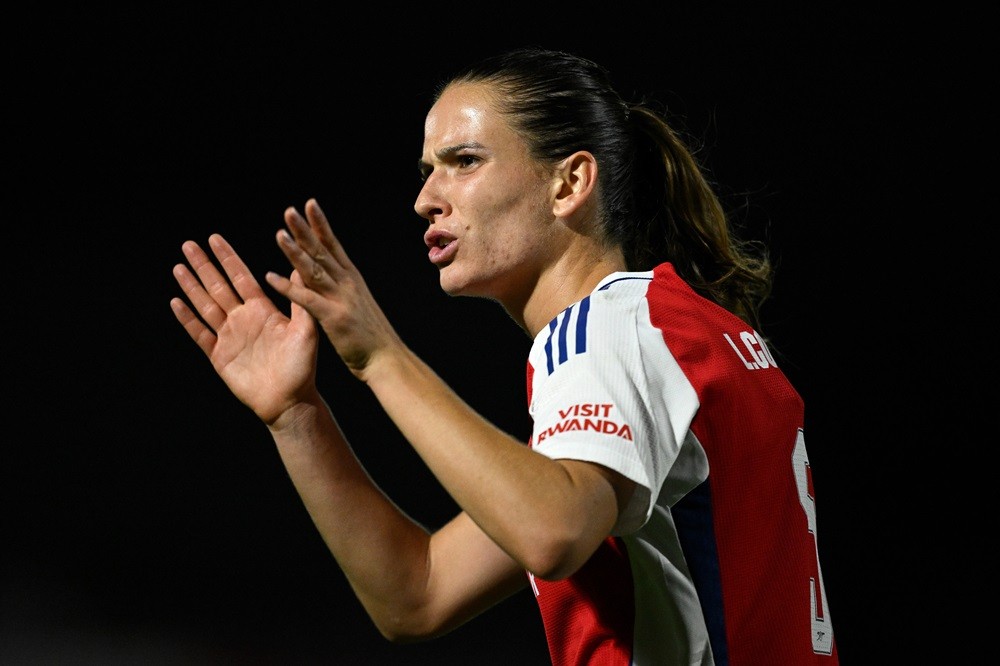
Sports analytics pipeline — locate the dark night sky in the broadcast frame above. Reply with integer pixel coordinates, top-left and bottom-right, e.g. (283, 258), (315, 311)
(4, 6), (984, 664)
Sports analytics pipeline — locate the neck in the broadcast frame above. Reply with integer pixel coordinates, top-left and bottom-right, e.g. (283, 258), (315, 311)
(506, 246), (627, 338)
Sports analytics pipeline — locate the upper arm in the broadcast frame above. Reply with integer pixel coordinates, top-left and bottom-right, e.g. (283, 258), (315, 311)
(560, 458), (638, 533)
(526, 458), (637, 580)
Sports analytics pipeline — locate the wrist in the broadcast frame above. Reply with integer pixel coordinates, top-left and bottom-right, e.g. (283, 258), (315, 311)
(265, 390), (326, 434)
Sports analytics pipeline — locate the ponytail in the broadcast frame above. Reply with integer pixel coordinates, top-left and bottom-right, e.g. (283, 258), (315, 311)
(628, 106), (773, 332)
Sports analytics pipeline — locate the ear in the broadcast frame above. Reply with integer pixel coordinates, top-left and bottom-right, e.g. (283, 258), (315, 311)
(551, 151), (598, 222)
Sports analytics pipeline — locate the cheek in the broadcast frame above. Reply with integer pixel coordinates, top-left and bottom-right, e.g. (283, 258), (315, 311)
(460, 172), (551, 269)
(479, 228), (539, 277)
(467, 226), (511, 269)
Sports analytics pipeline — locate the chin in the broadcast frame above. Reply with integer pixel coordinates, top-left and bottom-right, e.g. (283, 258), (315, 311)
(438, 269), (489, 299)
(439, 278), (471, 297)
(437, 270), (463, 296)
(439, 283), (462, 297)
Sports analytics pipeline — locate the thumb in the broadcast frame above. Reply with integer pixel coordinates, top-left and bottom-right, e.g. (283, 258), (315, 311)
(287, 269), (318, 334)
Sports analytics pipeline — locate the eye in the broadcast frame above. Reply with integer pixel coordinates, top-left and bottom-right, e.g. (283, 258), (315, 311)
(456, 154), (481, 169)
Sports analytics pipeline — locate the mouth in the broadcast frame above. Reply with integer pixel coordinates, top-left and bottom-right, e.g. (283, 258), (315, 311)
(425, 230), (458, 265)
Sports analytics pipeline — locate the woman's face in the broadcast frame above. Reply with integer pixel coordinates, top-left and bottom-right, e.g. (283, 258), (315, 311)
(414, 82), (559, 305)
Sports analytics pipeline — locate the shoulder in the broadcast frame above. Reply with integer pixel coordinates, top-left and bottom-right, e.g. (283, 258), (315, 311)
(529, 269), (654, 376)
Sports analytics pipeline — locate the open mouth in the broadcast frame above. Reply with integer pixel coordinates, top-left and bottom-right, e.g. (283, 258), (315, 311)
(426, 234), (458, 265)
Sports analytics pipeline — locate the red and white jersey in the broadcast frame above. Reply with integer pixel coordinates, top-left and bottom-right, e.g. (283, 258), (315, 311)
(526, 263), (838, 665)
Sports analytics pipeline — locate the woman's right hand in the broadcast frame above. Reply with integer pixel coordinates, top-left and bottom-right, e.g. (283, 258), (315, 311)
(170, 233), (321, 425)
(263, 199), (406, 382)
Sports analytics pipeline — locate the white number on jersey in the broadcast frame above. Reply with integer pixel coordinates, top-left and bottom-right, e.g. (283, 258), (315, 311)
(792, 429), (835, 655)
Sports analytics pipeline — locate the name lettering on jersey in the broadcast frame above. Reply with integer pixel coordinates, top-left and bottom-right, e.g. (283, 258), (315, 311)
(535, 402), (633, 445)
(723, 329), (777, 370)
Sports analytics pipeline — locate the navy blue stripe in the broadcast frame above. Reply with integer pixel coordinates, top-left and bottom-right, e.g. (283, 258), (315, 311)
(557, 305), (571, 366)
(576, 296), (590, 354)
(673, 479), (728, 665)
(544, 318), (558, 374)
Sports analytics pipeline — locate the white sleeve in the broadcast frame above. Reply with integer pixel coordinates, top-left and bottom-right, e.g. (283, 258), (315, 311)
(528, 287), (698, 534)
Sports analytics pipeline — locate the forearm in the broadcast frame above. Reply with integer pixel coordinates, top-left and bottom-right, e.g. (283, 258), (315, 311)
(267, 395), (436, 632)
(362, 347), (620, 579)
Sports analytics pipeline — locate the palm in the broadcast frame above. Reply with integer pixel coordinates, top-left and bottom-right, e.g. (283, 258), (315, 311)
(172, 234), (318, 425)
(209, 295), (317, 424)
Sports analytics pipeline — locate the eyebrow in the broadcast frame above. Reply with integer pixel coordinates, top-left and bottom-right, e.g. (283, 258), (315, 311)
(417, 141), (487, 173)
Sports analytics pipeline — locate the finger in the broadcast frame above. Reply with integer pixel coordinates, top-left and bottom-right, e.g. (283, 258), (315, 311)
(181, 237), (244, 315)
(283, 202), (355, 282)
(303, 199), (355, 272)
(173, 251), (228, 332)
(207, 234), (268, 304)
(275, 222), (333, 290)
(265, 266), (319, 312)
(169, 293), (218, 358)
(285, 269), (317, 337)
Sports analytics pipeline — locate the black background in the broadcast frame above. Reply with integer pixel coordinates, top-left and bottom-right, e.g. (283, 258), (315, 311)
(4, 6), (982, 664)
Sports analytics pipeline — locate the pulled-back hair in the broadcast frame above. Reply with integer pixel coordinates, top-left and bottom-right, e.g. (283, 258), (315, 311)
(438, 47), (773, 333)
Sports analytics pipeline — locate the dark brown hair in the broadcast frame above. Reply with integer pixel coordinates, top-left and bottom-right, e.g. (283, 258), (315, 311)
(439, 47), (773, 332)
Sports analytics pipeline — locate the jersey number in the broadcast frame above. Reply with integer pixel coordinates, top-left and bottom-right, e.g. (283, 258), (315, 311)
(792, 429), (835, 655)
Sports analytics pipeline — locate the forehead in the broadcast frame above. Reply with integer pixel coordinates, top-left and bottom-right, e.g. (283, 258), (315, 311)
(422, 82), (515, 150)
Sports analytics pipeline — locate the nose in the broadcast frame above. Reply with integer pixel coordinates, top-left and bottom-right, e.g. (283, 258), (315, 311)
(414, 175), (447, 223)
